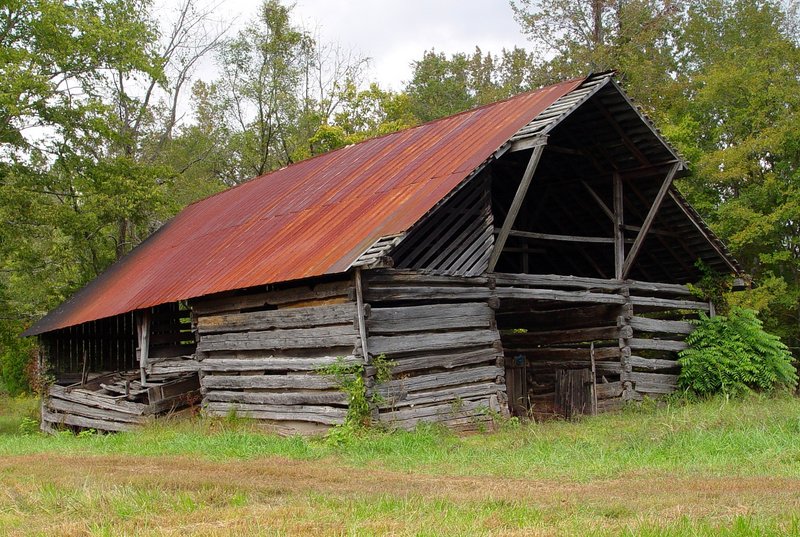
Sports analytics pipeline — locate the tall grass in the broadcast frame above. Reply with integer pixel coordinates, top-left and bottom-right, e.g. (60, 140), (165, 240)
(1, 394), (799, 535)
(2, 394), (799, 481)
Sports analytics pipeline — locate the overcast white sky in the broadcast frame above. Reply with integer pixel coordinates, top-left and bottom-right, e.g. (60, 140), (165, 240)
(215, 0), (533, 90)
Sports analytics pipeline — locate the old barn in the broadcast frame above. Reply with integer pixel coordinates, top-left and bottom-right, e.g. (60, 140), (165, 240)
(25, 72), (741, 433)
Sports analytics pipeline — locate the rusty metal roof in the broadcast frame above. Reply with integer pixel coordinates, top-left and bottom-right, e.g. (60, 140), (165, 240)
(25, 77), (586, 335)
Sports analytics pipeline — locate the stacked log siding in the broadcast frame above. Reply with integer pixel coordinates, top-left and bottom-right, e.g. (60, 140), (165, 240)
(363, 270), (507, 431)
(191, 278), (359, 433)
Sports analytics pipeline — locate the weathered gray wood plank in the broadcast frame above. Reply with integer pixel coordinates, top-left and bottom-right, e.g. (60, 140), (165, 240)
(201, 373), (342, 390)
(48, 384), (147, 415)
(198, 303), (357, 334)
(366, 303), (493, 334)
(364, 286), (493, 303)
(41, 407), (137, 432)
(503, 325), (627, 346)
(629, 338), (688, 352)
(630, 296), (710, 311)
(200, 355), (358, 372)
(369, 330), (499, 356)
(204, 390), (348, 405)
(377, 365), (504, 396)
(385, 347), (500, 375)
(495, 287), (626, 305)
(630, 316), (693, 335)
(192, 279), (352, 315)
(595, 381), (624, 399)
(203, 402), (346, 425)
(491, 273), (693, 296)
(378, 382), (500, 409)
(198, 325), (357, 352)
(46, 397), (147, 424)
(629, 356), (680, 371)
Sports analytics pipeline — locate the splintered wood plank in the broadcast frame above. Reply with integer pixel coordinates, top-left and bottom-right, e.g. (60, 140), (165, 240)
(41, 407), (137, 432)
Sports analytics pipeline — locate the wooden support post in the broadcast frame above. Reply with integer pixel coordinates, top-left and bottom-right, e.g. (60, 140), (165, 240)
(590, 342), (598, 416)
(354, 268), (370, 364)
(613, 172), (625, 279)
(136, 310), (151, 386)
(621, 163), (680, 279)
(618, 288), (635, 401)
(488, 139), (546, 272)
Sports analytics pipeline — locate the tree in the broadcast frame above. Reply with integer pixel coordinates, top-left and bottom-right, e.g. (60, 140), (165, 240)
(405, 46), (544, 122)
(0, 0), (224, 391)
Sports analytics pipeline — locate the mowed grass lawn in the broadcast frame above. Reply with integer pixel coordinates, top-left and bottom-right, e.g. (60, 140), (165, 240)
(1, 395), (799, 536)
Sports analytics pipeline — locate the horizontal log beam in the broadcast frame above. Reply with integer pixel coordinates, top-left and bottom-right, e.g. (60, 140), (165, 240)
(201, 374), (342, 390)
(197, 303), (356, 334)
(203, 402), (346, 425)
(629, 316), (693, 335)
(497, 228), (617, 244)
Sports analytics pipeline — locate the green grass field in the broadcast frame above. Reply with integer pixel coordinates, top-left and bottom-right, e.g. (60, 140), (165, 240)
(1, 394), (799, 536)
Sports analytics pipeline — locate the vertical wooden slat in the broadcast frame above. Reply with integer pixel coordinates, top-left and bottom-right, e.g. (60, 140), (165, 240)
(613, 172), (625, 279)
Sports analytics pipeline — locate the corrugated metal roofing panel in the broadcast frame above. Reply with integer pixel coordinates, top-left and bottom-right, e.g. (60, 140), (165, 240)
(24, 77), (587, 336)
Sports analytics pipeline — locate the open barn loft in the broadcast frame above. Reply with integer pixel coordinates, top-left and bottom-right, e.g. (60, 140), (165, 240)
(26, 72), (741, 433)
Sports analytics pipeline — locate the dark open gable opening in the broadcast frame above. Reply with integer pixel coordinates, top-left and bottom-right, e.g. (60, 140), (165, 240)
(390, 74), (739, 283)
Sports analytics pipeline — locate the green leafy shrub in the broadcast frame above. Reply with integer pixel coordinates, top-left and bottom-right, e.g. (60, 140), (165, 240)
(678, 307), (797, 396)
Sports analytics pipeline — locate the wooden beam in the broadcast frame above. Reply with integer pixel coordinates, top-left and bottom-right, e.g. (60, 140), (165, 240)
(488, 140), (546, 271)
(582, 181), (614, 222)
(354, 268), (370, 363)
(136, 310), (151, 386)
(497, 228), (616, 244)
(621, 163), (680, 279)
(613, 172), (625, 279)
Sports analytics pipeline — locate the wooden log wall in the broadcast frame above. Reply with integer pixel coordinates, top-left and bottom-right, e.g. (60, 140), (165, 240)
(493, 272), (707, 416)
(363, 269), (507, 431)
(40, 312), (137, 380)
(190, 277), (359, 434)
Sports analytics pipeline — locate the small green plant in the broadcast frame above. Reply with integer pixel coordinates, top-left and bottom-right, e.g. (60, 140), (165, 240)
(77, 427), (97, 438)
(678, 307), (797, 396)
(17, 416), (39, 435)
(318, 354), (395, 440)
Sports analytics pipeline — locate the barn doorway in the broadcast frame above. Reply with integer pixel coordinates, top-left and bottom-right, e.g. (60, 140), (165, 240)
(496, 298), (623, 420)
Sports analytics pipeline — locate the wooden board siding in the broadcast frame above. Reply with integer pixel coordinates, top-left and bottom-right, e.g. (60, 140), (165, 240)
(191, 277), (358, 432)
(363, 269), (507, 431)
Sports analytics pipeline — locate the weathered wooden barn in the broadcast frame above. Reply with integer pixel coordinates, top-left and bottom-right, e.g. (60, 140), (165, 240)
(25, 72), (742, 433)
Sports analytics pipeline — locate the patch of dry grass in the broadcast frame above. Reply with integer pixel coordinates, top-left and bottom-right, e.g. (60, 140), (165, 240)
(0, 453), (799, 536)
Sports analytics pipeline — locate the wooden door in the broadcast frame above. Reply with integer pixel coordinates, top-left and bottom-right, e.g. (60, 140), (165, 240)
(504, 354), (528, 417)
(555, 368), (594, 419)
